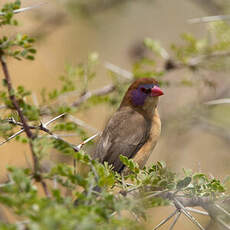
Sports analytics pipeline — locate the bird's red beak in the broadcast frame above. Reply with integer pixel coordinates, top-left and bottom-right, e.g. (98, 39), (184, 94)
(151, 85), (164, 97)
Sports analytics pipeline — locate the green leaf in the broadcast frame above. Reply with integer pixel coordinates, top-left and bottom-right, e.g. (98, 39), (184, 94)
(176, 177), (192, 189)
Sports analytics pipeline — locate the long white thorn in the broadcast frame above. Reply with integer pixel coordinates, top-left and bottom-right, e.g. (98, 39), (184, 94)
(0, 3), (46, 16)
(0, 129), (24, 146)
(44, 113), (66, 127)
(169, 211), (181, 230)
(153, 209), (178, 230)
(185, 207), (209, 216)
(174, 198), (205, 230)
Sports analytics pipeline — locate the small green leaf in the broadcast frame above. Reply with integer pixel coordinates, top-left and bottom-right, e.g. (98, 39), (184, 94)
(177, 177), (192, 189)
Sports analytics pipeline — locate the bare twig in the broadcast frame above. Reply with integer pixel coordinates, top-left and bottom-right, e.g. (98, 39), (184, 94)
(72, 84), (115, 107)
(71, 61), (136, 108)
(185, 51), (230, 68)
(3, 112), (98, 155)
(185, 207), (209, 216)
(1, 113), (66, 144)
(74, 133), (99, 151)
(0, 3), (46, 16)
(53, 176), (58, 189)
(155, 191), (230, 229)
(173, 198), (206, 230)
(40, 180), (50, 198)
(217, 217), (230, 230)
(188, 15), (230, 24)
(0, 181), (14, 188)
(169, 211), (181, 230)
(153, 209), (178, 230)
(143, 190), (169, 201)
(0, 56), (34, 140)
(0, 129), (24, 146)
(205, 98), (230, 105)
(32, 92), (39, 107)
(72, 132), (100, 173)
(131, 211), (141, 223)
(105, 62), (134, 80)
(215, 204), (230, 218)
(68, 115), (98, 133)
(44, 113), (66, 127)
(0, 54), (50, 197)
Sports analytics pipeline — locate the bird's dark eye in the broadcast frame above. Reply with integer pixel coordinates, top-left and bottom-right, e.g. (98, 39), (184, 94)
(140, 87), (151, 94)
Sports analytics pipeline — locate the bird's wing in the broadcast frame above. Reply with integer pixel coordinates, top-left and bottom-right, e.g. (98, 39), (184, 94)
(95, 107), (150, 172)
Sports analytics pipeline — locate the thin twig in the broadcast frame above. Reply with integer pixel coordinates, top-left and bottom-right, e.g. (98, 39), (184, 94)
(0, 3), (46, 16)
(105, 62), (134, 80)
(153, 209), (178, 230)
(72, 85), (115, 107)
(73, 133), (99, 174)
(215, 204), (230, 218)
(74, 133), (99, 151)
(0, 55), (40, 172)
(131, 211), (141, 223)
(53, 176), (57, 189)
(185, 207), (209, 216)
(126, 185), (142, 193)
(0, 129), (24, 146)
(143, 190), (169, 201)
(32, 92), (39, 107)
(40, 180), (50, 198)
(188, 15), (230, 24)
(205, 98), (230, 105)
(0, 56), (34, 139)
(0, 113), (66, 146)
(44, 113), (66, 127)
(90, 163), (99, 182)
(173, 198), (205, 230)
(217, 217), (230, 230)
(169, 210), (181, 230)
(68, 114), (98, 133)
(0, 54), (50, 197)
(0, 181), (14, 188)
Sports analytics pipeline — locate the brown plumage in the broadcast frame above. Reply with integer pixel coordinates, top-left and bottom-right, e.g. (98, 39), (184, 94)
(94, 78), (163, 173)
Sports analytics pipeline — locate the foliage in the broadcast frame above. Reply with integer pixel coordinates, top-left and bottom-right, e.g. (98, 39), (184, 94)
(0, 1), (229, 230)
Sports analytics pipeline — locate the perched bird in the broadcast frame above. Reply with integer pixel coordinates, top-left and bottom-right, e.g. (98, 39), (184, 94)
(94, 78), (164, 173)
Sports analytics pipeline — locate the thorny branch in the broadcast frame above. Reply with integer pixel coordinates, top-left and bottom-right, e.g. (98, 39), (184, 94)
(0, 113), (65, 146)
(0, 53), (50, 197)
(150, 191), (230, 230)
(1, 113), (99, 153)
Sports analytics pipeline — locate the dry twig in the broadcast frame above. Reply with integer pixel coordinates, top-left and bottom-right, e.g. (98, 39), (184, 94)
(0, 53), (50, 197)
(72, 84), (115, 107)
(188, 15), (230, 24)
(0, 3), (46, 16)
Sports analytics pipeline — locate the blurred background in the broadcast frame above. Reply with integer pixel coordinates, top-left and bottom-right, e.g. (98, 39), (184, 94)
(1, 0), (230, 229)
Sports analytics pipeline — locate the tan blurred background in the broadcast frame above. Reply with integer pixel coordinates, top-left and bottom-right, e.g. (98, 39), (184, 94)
(1, 0), (230, 229)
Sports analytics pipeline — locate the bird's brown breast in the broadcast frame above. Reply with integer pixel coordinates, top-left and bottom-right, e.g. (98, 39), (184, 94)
(131, 108), (161, 169)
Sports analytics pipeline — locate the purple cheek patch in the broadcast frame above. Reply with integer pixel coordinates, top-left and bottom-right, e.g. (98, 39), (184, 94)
(131, 89), (147, 106)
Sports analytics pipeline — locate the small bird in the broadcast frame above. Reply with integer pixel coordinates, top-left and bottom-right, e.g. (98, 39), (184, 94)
(94, 78), (164, 173)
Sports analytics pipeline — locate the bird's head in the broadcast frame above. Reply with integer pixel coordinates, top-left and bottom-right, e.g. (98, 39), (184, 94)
(120, 78), (164, 115)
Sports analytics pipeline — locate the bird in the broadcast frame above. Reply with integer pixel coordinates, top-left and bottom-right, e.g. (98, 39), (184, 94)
(94, 78), (164, 173)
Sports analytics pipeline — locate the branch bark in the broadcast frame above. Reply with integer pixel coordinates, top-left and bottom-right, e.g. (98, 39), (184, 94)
(0, 53), (50, 197)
